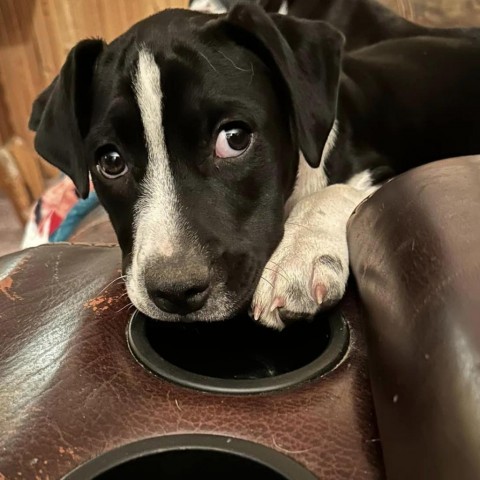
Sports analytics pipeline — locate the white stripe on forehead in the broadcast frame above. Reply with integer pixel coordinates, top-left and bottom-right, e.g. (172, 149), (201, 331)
(133, 48), (180, 258)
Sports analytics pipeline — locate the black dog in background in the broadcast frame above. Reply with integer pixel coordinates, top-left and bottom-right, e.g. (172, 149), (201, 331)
(191, 0), (479, 49)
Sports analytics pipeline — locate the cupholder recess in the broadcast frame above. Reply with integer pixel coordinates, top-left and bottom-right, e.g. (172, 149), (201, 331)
(63, 435), (317, 480)
(127, 309), (349, 394)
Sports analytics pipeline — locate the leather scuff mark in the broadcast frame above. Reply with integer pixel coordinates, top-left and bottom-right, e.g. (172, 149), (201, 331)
(58, 446), (80, 461)
(0, 252), (32, 302)
(84, 295), (115, 312)
(84, 276), (127, 313)
(0, 276), (22, 301)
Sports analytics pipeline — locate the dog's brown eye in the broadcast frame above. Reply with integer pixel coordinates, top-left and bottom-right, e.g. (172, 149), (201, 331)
(215, 124), (252, 158)
(96, 151), (128, 179)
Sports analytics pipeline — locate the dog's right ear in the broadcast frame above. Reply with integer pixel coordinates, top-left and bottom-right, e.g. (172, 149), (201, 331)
(226, 4), (344, 169)
(29, 39), (105, 198)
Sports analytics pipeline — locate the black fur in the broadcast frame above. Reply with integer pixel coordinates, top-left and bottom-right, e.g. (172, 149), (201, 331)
(288, 0), (479, 49)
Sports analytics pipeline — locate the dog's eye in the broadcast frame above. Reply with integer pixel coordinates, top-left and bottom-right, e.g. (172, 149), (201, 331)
(96, 150), (128, 179)
(215, 124), (252, 158)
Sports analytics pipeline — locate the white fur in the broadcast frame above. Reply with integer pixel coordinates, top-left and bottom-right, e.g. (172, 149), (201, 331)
(190, 0), (288, 15)
(126, 49), (185, 317)
(347, 169), (378, 195)
(321, 119), (339, 166)
(133, 49), (181, 258)
(285, 152), (328, 215)
(279, 1), (288, 15)
(285, 120), (339, 215)
(189, 0), (225, 14)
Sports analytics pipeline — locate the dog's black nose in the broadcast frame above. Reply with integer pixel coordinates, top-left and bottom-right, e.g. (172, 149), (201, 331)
(149, 282), (210, 315)
(145, 258), (210, 315)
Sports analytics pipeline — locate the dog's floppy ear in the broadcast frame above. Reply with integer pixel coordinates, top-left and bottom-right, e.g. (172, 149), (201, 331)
(29, 39), (105, 198)
(226, 4), (344, 167)
(29, 77), (58, 132)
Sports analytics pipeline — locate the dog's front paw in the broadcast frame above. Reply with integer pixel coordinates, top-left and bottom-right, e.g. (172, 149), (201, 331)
(251, 218), (349, 330)
(250, 184), (369, 330)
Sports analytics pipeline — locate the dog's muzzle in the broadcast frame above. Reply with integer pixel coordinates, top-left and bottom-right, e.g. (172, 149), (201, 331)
(144, 253), (211, 315)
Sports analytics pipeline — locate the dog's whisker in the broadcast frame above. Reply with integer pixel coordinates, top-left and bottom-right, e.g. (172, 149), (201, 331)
(285, 221), (313, 233)
(260, 276), (274, 289)
(116, 302), (135, 314)
(198, 51), (218, 73)
(284, 221), (315, 233)
(248, 62), (254, 87)
(267, 260), (290, 279)
(217, 49), (251, 72)
(263, 266), (288, 282)
(98, 275), (126, 295)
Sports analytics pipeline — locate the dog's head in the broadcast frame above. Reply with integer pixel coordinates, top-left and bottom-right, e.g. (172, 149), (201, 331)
(30, 5), (343, 322)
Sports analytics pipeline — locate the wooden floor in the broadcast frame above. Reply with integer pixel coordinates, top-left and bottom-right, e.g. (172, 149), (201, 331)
(0, 194), (23, 257)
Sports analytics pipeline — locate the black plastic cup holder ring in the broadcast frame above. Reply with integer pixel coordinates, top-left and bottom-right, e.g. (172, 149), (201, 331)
(127, 309), (349, 394)
(62, 434), (317, 480)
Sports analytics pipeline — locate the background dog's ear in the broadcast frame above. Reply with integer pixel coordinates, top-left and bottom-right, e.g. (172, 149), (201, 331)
(226, 4), (344, 168)
(29, 39), (105, 198)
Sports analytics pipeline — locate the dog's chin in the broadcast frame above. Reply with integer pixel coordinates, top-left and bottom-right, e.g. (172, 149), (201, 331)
(131, 298), (247, 323)
(135, 305), (239, 323)
(126, 281), (254, 323)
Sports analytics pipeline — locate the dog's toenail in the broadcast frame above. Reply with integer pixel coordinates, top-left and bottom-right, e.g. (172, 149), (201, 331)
(253, 304), (263, 321)
(269, 297), (285, 312)
(314, 284), (326, 305)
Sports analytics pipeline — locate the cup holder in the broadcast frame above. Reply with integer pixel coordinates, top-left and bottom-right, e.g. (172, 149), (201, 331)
(127, 309), (349, 394)
(63, 435), (317, 480)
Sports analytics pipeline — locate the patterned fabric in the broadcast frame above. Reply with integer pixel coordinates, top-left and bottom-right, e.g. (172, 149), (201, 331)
(22, 176), (99, 248)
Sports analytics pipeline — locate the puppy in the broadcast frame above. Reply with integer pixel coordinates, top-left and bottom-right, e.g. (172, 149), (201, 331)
(30, 4), (480, 329)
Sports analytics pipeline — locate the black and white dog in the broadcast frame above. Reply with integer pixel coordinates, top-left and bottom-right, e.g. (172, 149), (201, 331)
(30, 1), (480, 329)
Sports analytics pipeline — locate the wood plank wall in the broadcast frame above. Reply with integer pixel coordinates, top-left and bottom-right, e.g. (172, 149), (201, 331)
(0, 0), (187, 147)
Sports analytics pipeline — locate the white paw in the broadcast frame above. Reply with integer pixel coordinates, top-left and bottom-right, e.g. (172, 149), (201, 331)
(251, 191), (353, 330)
(251, 242), (349, 330)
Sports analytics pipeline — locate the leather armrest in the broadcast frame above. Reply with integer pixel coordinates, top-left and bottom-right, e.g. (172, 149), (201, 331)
(68, 205), (117, 244)
(348, 156), (480, 480)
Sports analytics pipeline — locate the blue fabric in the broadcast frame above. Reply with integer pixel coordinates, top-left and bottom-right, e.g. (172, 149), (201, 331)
(49, 191), (100, 242)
